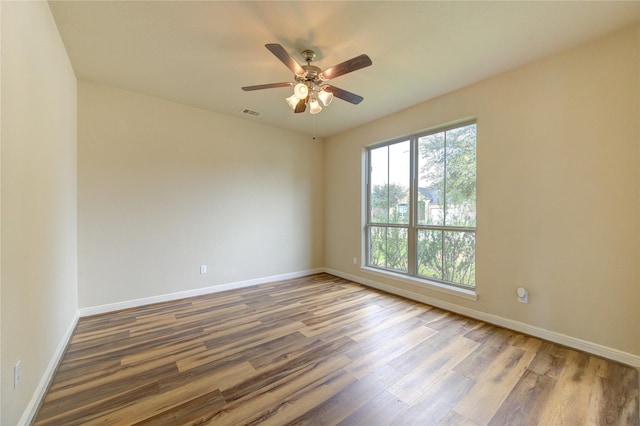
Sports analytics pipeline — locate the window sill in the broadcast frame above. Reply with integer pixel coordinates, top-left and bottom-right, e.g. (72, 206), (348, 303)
(360, 266), (478, 301)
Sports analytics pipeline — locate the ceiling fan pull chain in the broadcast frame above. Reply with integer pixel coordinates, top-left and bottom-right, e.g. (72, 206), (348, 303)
(312, 114), (316, 140)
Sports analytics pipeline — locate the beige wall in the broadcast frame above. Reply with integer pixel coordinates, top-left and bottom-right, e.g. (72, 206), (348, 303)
(1, 6), (638, 422)
(78, 82), (323, 308)
(1, 2), (78, 424)
(324, 25), (640, 357)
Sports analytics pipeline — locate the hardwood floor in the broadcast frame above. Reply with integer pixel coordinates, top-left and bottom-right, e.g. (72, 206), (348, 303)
(34, 273), (638, 425)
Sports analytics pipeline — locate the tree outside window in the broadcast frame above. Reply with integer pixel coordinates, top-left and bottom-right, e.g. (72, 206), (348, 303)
(366, 122), (476, 288)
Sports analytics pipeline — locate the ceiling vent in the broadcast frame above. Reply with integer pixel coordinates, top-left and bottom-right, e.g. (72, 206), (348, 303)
(240, 108), (261, 117)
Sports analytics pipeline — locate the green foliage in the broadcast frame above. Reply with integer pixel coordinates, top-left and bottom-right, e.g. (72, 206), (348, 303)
(417, 230), (475, 286)
(367, 123), (476, 287)
(419, 124), (476, 227)
(444, 231), (475, 285)
(369, 226), (408, 272)
(417, 230), (443, 279)
(369, 182), (409, 272)
(443, 125), (477, 205)
(370, 183), (409, 224)
(416, 124), (476, 285)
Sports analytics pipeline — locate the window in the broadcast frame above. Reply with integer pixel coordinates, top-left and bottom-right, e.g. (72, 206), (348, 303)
(366, 121), (476, 288)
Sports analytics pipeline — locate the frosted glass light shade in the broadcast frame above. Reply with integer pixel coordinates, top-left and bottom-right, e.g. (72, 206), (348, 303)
(318, 89), (333, 106)
(294, 83), (309, 99)
(309, 97), (322, 114)
(285, 94), (299, 109)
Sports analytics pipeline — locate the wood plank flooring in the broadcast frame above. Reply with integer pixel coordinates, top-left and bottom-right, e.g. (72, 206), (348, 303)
(34, 273), (639, 425)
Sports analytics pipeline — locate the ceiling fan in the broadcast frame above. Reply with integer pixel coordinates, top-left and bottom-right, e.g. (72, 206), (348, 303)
(241, 43), (372, 114)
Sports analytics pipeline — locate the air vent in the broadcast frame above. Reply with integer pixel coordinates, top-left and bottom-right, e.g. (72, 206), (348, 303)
(240, 108), (261, 117)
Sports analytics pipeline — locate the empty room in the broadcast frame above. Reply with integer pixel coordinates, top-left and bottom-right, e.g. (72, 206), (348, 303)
(1, 1), (639, 424)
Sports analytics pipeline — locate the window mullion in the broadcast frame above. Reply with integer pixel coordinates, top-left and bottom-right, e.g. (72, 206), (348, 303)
(386, 146), (391, 224)
(386, 146), (391, 269)
(365, 150), (371, 266)
(407, 137), (417, 276)
(441, 131), (447, 280)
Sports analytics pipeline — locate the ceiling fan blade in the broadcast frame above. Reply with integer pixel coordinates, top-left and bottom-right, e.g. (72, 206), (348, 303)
(294, 97), (307, 113)
(320, 54), (372, 80)
(265, 43), (305, 76)
(242, 82), (293, 91)
(324, 85), (364, 105)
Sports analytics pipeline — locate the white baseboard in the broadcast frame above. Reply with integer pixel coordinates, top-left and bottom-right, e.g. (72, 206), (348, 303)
(18, 310), (80, 426)
(325, 268), (640, 368)
(79, 268), (325, 317)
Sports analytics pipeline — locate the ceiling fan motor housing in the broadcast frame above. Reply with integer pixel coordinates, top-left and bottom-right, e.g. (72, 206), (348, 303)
(296, 50), (326, 88)
(296, 65), (322, 82)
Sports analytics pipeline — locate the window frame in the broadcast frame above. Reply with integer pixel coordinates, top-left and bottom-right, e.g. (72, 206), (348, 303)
(364, 120), (477, 292)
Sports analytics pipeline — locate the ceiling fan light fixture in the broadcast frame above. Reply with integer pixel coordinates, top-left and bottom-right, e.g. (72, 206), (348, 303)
(293, 83), (309, 100)
(309, 97), (322, 114)
(285, 94), (299, 109)
(243, 44), (372, 116)
(318, 89), (334, 106)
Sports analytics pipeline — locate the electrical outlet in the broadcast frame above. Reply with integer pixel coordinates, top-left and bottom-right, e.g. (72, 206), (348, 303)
(352, 257), (357, 265)
(200, 265), (207, 274)
(14, 360), (21, 389)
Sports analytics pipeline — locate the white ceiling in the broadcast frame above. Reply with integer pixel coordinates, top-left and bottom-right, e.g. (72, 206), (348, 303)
(49, 1), (640, 139)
